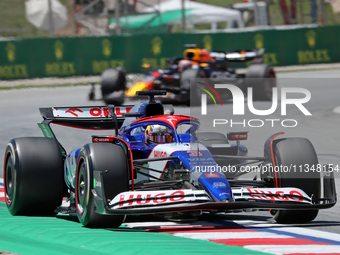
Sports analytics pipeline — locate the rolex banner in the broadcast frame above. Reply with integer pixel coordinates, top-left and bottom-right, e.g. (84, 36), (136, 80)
(0, 25), (339, 79)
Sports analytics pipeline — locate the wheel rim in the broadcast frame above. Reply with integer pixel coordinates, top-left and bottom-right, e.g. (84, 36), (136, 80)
(5, 155), (13, 205)
(76, 162), (87, 214)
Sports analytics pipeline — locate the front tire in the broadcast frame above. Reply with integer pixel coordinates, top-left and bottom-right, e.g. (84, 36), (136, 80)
(272, 138), (320, 223)
(76, 143), (129, 228)
(4, 137), (64, 216)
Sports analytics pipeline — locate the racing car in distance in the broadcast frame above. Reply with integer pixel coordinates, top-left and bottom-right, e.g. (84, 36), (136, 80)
(89, 45), (276, 106)
(4, 91), (335, 228)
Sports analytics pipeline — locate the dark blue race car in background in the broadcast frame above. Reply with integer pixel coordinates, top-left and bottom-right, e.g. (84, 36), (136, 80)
(3, 91), (336, 228)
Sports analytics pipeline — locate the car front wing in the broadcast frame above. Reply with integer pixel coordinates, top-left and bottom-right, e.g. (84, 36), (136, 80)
(91, 172), (336, 216)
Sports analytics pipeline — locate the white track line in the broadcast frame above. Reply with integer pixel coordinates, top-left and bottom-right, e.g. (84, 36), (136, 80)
(124, 221), (224, 228)
(173, 231), (293, 240)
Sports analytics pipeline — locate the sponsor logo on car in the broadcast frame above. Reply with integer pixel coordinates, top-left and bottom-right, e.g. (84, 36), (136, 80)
(53, 106), (132, 118)
(115, 190), (185, 208)
(154, 151), (168, 158)
(92, 137), (114, 143)
(247, 188), (306, 202)
(231, 134), (247, 139)
(233, 187), (311, 203)
(213, 182), (227, 188)
(109, 190), (210, 209)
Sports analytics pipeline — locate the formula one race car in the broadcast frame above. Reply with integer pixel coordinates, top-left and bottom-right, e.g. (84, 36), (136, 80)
(89, 45), (276, 106)
(4, 91), (335, 228)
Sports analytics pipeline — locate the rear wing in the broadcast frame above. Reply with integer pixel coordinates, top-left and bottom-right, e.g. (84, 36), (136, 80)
(210, 48), (264, 62)
(38, 105), (132, 157)
(39, 105), (133, 130)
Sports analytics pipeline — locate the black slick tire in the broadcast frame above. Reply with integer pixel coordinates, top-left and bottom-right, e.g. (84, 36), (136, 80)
(76, 143), (128, 228)
(101, 68), (126, 105)
(246, 64), (276, 101)
(4, 137), (64, 216)
(272, 138), (320, 224)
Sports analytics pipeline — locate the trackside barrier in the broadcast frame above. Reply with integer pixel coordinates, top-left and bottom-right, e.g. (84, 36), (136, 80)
(0, 25), (339, 80)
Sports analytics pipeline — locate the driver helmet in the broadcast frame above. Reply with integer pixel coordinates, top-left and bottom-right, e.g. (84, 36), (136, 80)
(178, 59), (193, 71)
(145, 125), (173, 143)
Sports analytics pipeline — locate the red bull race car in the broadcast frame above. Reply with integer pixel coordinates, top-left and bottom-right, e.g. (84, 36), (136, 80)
(89, 45), (276, 105)
(4, 91), (335, 228)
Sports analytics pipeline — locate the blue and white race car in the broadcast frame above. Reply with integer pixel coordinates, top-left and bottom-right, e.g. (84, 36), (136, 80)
(3, 91), (336, 228)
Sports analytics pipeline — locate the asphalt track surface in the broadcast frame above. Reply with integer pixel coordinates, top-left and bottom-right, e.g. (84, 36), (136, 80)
(0, 69), (340, 254)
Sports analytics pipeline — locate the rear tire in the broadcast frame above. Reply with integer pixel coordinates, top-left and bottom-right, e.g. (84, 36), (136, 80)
(76, 143), (128, 228)
(4, 137), (64, 216)
(272, 138), (320, 223)
(246, 64), (276, 101)
(101, 68), (126, 105)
